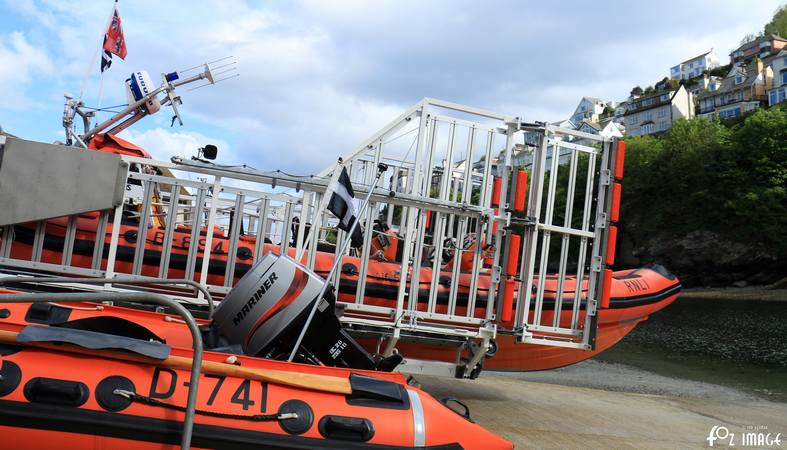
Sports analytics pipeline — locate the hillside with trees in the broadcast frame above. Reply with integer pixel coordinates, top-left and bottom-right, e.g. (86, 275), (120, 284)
(618, 106), (787, 286)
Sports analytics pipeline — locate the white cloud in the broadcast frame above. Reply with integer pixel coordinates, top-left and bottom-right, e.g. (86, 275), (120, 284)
(119, 127), (230, 163)
(0, 0), (783, 172)
(0, 32), (54, 107)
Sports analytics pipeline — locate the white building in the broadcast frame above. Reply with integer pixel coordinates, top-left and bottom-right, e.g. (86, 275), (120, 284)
(569, 97), (607, 124)
(670, 49), (721, 80)
(768, 50), (787, 106)
(622, 86), (694, 136)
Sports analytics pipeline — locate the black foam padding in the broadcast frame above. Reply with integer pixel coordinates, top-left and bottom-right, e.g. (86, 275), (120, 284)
(17, 325), (171, 360)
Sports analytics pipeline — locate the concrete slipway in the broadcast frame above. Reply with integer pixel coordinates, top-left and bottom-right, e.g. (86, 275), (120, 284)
(417, 360), (787, 449)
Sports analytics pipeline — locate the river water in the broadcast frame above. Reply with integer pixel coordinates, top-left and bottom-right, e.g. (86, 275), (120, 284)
(595, 295), (787, 402)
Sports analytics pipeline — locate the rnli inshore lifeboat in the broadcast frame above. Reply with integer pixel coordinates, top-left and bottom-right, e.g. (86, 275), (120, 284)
(1, 133), (681, 373)
(5, 216), (681, 372)
(0, 335), (511, 449)
(0, 259), (513, 449)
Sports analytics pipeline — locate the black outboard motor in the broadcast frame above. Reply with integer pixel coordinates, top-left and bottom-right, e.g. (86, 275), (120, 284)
(213, 252), (400, 371)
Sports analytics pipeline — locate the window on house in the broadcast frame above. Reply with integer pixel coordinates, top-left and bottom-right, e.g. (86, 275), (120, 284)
(657, 108), (667, 117)
(735, 75), (744, 85)
(781, 70), (787, 85)
(641, 123), (654, 134)
(771, 90), (779, 106)
(736, 91), (744, 101)
(719, 107), (741, 119)
(660, 94), (670, 101)
(780, 87), (787, 103)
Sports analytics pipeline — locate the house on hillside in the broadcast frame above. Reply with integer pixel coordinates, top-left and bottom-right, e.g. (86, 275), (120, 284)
(573, 118), (623, 146)
(569, 97), (608, 124)
(696, 58), (774, 119)
(730, 34), (787, 65)
(670, 49), (720, 80)
(621, 85), (694, 136)
(767, 50), (787, 106)
(685, 73), (722, 97)
(577, 119), (623, 138)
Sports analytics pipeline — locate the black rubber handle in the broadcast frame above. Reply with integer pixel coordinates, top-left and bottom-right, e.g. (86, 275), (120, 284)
(440, 397), (473, 422)
(319, 415), (375, 442)
(24, 377), (89, 407)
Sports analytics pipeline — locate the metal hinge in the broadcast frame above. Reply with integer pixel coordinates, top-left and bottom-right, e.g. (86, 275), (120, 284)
(600, 169), (612, 186)
(490, 265), (502, 283)
(595, 212), (607, 230)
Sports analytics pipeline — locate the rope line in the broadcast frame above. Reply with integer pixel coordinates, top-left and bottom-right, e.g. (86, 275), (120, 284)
(113, 389), (297, 422)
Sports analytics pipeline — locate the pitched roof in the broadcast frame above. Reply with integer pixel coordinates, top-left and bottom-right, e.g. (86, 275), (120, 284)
(622, 87), (681, 115)
(732, 33), (787, 55)
(696, 61), (765, 99)
(578, 119), (601, 131)
(680, 49), (713, 65)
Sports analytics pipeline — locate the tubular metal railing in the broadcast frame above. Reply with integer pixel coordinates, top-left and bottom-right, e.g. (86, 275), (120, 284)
(0, 98), (621, 374)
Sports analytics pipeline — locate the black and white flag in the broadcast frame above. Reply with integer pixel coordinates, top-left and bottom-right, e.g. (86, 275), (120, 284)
(327, 167), (363, 247)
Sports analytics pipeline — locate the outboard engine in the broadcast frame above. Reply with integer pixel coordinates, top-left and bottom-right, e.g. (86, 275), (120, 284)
(213, 253), (400, 371)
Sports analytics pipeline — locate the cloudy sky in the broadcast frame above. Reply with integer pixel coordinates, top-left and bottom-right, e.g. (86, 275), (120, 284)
(0, 0), (781, 172)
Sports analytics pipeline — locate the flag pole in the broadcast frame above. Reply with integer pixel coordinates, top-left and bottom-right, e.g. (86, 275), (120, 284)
(288, 162), (388, 362)
(79, 0), (118, 101)
(294, 159), (343, 262)
(96, 0), (121, 120)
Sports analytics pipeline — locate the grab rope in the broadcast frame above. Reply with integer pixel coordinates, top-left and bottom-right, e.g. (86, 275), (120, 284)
(50, 302), (105, 311)
(113, 389), (297, 422)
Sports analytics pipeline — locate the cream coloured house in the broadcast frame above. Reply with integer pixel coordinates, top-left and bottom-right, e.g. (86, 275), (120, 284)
(621, 86), (694, 136)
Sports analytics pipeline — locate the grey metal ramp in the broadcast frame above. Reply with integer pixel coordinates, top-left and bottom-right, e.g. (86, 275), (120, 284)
(0, 136), (127, 226)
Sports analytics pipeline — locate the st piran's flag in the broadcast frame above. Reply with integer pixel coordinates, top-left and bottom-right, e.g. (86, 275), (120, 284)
(327, 167), (364, 247)
(101, 3), (128, 72)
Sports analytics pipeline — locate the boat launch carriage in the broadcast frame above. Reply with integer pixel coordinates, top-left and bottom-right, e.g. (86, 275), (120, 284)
(0, 66), (679, 377)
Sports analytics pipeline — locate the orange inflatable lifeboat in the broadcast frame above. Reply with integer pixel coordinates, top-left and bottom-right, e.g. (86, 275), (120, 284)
(0, 290), (512, 449)
(4, 216), (680, 372)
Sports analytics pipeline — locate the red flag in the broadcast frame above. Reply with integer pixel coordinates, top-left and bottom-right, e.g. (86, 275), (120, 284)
(103, 4), (127, 60)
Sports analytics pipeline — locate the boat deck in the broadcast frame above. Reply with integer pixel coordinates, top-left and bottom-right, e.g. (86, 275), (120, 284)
(417, 361), (787, 449)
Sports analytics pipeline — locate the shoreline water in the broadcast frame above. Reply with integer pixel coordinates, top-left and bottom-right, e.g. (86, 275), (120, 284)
(682, 286), (787, 302)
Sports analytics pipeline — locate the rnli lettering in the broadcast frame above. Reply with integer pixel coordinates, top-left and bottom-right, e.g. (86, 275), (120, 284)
(122, 229), (254, 259)
(232, 272), (279, 326)
(623, 278), (650, 293)
(149, 370), (269, 412)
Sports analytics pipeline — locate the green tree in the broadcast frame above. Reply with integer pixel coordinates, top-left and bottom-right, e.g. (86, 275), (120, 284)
(630, 86), (643, 96)
(764, 5), (787, 37)
(620, 108), (787, 259)
(643, 85), (655, 95)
